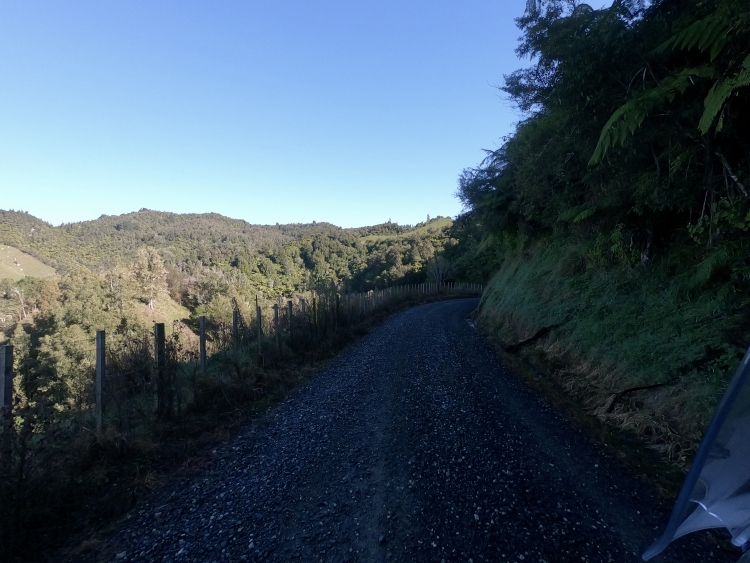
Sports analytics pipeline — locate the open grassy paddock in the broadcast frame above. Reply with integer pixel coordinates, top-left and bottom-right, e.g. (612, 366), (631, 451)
(0, 245), (56, 280)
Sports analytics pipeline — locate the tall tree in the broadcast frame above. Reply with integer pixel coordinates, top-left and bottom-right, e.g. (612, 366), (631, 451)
(426, 256), (451, 283)
(132, 246), (168, 310)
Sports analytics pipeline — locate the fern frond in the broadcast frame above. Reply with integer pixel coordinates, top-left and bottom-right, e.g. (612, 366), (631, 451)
(573, 208), (596, 223)
(477, 233), (497, 254)
(699, 55), (750, 134)
(590, 66), (715, 165)
(558, 207), (583, 222)
(655, 13), (729, 61)
(556, 207), (597, 224)
(692, 249), (728, 288)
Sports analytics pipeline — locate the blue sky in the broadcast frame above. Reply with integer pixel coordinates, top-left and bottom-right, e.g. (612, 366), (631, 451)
(2, 1), (565, 227)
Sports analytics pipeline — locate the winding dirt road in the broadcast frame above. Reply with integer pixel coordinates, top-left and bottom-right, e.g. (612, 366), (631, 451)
(72, 299), (730, 563)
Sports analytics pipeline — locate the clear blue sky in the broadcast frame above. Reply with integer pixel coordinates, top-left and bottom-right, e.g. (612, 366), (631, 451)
(2, 1), (539, 227)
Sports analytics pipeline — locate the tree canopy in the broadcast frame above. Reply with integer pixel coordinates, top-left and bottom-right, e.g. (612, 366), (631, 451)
(458, 0), (750, 289)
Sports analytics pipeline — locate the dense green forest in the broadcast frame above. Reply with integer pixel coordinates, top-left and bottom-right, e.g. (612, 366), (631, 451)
(0, 211), (457, 312)
(0, 209), (453, 294)
(0, 209), (458, 410)
(457, 0), (750, 462)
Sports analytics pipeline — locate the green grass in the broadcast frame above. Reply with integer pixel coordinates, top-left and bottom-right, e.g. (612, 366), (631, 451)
(0, 245), (56, 280)
(132, 297), (192, 332)
(360, 217), (453, 243)
(478, 239), (743, 469)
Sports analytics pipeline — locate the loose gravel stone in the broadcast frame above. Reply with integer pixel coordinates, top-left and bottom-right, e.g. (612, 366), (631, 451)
(70, 299), (731, 563)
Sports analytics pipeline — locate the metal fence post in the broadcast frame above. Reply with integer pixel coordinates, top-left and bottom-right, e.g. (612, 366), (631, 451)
(96, 330), (105, 433)
(1, 346), (13, 412)
(256, 304), (263, 365)
(287, 300), (293, 341)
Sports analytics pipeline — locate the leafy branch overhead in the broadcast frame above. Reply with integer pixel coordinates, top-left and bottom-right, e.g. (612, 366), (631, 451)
(591, 0), (750, 164)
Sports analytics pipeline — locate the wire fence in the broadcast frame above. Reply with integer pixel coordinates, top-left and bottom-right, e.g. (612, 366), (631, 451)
(0, 281), (482, 558)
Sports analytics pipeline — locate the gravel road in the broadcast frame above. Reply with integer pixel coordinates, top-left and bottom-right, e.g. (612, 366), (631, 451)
(72, 299), (732, 563)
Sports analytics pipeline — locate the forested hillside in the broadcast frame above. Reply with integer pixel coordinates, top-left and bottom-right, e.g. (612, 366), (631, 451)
(0, 209), (450, 287)
(0, 209), (456, 390)
(458, 0), (750, 464)
(0, 208), (455, 313)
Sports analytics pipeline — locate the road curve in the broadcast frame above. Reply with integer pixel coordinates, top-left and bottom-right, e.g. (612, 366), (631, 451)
(72, 299), (729, 563)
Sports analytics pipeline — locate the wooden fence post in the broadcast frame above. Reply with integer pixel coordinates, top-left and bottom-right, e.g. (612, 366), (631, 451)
(0, 345), (13, 474)
(233, 309), (239, 351)
(287, 300), (293, 341)
(273, 304), (280, 352)
(335, 293), (340, 329)
(96, 330), (105, 433)
(301, 298), (306, 323)
(199, 315), (207, 376)
(312, 297), (317, 334)
(256, 304), (263, 365)
(154, 323), (166, 418)
(0, 346), (12, 411)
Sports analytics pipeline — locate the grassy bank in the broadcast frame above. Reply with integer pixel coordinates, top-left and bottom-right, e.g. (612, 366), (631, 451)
(477, 240), (747, 478)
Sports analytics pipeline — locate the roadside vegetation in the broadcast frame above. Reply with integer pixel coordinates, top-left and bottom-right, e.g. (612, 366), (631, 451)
(0, 211), (469, 562)
(455, 0), (750, 470)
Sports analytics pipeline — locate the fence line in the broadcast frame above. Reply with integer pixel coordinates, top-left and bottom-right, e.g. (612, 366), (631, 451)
(0, 281), (483, 434)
